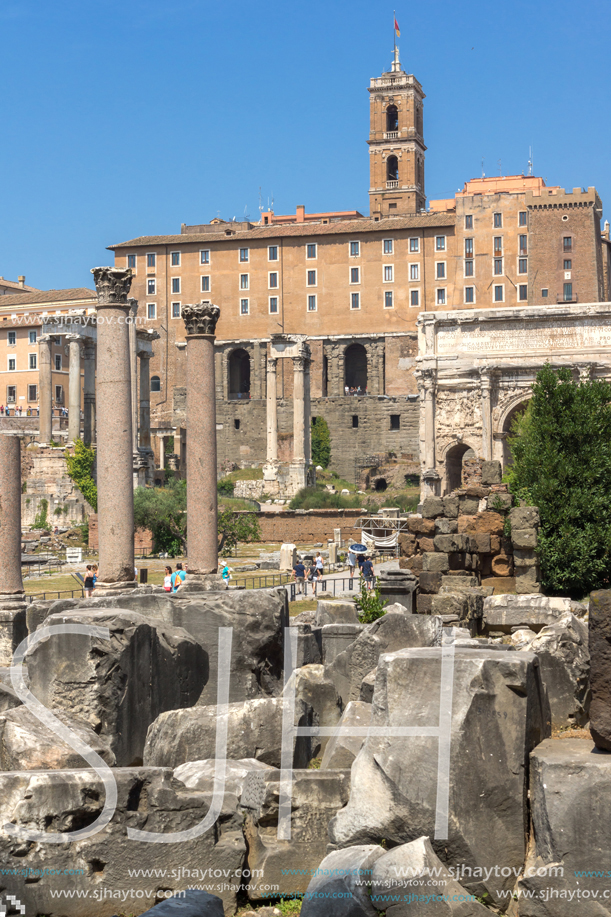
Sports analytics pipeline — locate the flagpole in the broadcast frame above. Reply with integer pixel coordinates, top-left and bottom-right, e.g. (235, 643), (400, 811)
(393, 9), (396, 58)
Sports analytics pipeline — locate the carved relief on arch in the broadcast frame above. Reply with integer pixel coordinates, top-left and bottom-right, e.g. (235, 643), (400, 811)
(435, 388), (482, 437)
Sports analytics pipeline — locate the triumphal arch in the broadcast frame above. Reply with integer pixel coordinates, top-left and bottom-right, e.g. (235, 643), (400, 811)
(416, 303), (611, 497)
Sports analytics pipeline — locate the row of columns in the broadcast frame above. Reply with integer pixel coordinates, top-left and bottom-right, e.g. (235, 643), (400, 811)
(265, 350), (312, 465)
(37, 333), (95, 447)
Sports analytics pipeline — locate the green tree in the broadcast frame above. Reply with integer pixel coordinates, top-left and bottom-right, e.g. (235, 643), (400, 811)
(65, 440), (98, 512)
(507, 364), (611, 596)
(218, 509), (260, 556)
(34, 497), (51, 531)
(311, 416), (331, 468)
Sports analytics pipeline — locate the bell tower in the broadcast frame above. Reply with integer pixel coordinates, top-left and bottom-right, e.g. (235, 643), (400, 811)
(368, 46), (426, 218)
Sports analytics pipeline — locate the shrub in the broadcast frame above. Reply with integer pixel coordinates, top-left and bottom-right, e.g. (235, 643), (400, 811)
(311, 417), (331, 468)
(354, 581), (388, 623)
(217, 477), (235, 496)
(34, 498), (51, 531)
(65, 440), (97, 512)
(289, 487), (361, 511)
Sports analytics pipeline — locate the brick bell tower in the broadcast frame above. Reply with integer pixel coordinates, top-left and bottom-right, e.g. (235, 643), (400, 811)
(368, 44), (426, 218)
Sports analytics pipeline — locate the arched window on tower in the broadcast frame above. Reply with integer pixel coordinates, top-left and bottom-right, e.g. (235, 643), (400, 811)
(151, 375), (161, 393)
(386, 104), (398, 133)
(344, 343), (368, 393)
(228, 348), (251, 400)
(387, 155), (399, 183)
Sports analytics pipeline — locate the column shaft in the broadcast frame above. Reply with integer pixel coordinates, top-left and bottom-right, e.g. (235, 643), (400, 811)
(128, 300), (139, 452)
(38, 335), (53, 445)
(0, 434), (24, 595)
(304, 360), (312, 465)
(139, 353), (152, 451)
(480, 373), (492, 461)
(424, 381), (436, 470)
(293, 358), (306, 463)
(67, 337), (82, 444)
(186, 334), (218, 574)
(266, 358), (278, 462)
(83, 340), (96, 445)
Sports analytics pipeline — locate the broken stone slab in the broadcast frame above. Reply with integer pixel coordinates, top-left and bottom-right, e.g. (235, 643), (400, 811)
(144, 696), (315, 769)
(140, 890), (225, 916)
(422, 552), (450, 573)
(315, 600), (359, 627)
(241, 768), (351, 900)
(174, 758), (275, 796)
(589, 589), (611, 750)
(322, 623), (367, 665)
(431, 591), (484, 636)
(0, 603), (27, 667)
(26, 608), (207, 767)
(325, 612), (443, 707)
(321, 701), (372, 770)
(289, 664), (343, 756)
(370, 836), (491, 916)
(481, 460), (502, 485)
(329, 646), (550, 905)
(0, 767), (246, 916)
(359, 668), (377, 702)
(421, 496), (444, 518)
(518, 738), (611, 916)
(300, 845), (386, 917)
(0, 679), (21, 713)
(457, 512), (504, 536)
(0, 705), (115, 770)
(434, 517), (458, 534)
(483, 594), (572, 634)
(509, 505), (540, 530)
(292, 623), (323, 666)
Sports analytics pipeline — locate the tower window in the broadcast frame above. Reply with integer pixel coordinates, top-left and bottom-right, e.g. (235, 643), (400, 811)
(234, 419), (240, 430)
(352, 415), (359, 428)
(494, 258), (503, 275)
(147, 253), (156, 268)
(464, 260), (474, 277)
(269, 272), (278, 288)
(494, 285), (504, 302)
(350, 267), (360, 284)
(519, 211), (528, 226)
(239, 248), (249, 262)
(171, 302), (181, 318)
(436, 262), (446, 280)
(171, 277), (180, 293)
(436, 289), (446, 305)
(494, 237), (503, 254)
(384, 290), (393, 308)
(563, 236), (573, 252)
(465, 238), (473, 256)
(127, 254), (136, 268)
(410, 264), (419, 281)
(171, 251), (180, 266)
(350, 241), (360, 257)
(435, 236), (446, 251)
(542, 288), (549, 298)
(563, 282), (573, 301)
(564, 259), (572, 270)
(386, 104), (399, 132)
(240, 298), (249, 314)
(200, 250), (210, 264)
(390, 415), (400, 431)
(307, 243), (317, 259)
(201, 275), (210, 292)
(269, 297), (278, 314)
(386, 156), (399, 182)
(240, 274), (249, 290)
(384, 265), (393, 282)
(307, 270), (317, 286)
(151, 375), (161, 392)
(268, 246), (278, 260)
(307, 295), (317, 312)
(351, 292), (360, 310)
(519, 235), (528, 255)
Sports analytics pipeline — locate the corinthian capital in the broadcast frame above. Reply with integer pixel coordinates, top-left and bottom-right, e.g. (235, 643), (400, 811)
(182, 301), (221, 337)
(91, 267), (133, 306)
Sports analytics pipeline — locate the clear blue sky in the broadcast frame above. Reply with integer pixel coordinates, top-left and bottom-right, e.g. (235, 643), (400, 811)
(1, 0), (609, 291)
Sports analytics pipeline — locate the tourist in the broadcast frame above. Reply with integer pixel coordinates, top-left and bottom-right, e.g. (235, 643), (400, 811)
(221, 564), (231, 583)
(163, 565), (173, 592)
(293, 558), (306, 594)
(362, 555), (375, 590)
(84, 565), (94, 598)
(348, 548), (357, 577)
(172, 562), (186, 592)
(0, 405), (4, 415)
(344, 385), (349, 395)
(308, 559), (320, 595)
(92, 563), (98, 588)
(357, 552), (365, 575)
(315, 552), (324, 576)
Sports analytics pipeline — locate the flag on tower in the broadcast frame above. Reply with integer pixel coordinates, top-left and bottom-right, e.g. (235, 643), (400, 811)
(394, 17), (400, 37)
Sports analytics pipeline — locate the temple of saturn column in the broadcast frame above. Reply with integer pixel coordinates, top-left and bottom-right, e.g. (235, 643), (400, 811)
(0, 433), (27, 665)
(263, 333), (314, 497)
(416, 302), (611, 498)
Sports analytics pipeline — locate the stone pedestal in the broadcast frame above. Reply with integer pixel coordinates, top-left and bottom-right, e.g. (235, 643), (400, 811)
(38, 334), (53, 445)
(0, 434), (27, 664)
(280, 543), (297, 571)
(66, 334), (82, 445)
(91, 267), (136, 589)
(377, 569), (418, 613)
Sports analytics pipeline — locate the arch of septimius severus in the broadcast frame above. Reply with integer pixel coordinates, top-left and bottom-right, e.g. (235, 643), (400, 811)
(416, 302), (611, 497)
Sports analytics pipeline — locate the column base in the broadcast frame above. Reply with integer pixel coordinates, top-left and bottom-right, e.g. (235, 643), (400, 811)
(176, 573), (227, 594)
(0, 595), (27, 667)
(93, 580), (139, 594)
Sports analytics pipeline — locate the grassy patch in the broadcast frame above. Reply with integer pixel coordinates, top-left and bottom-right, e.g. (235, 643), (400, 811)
(224, 467), (264, 482)
(289, 488), (363, 511)
(289, 598), (318, 616)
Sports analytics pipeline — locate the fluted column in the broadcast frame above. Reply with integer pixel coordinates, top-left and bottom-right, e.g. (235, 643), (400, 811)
(83, 339), (96, 445)
(66, 334), (82, 445)
(91, 266), (135, 588)
(480, 368), (492, 461)
(266, 357), (278, 463)
(182, 301), (221, 580)
(293, 355), (306, 463)
(38, 335), (53, 445)
(138, 351), (152, 452)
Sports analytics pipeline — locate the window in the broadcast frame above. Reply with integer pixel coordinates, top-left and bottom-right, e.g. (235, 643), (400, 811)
(7, 385), (16, 403)
(350, 267), (360, 284)
(269, 272), (278, 289)
(465, 238), (473, 256)
(269, 297), (279, 314)
(410, 264), (419, 281)
(519, 284), (528, 301)
(436, 262), (446, 280)
(383, 239), (393, 254)
(127, 254), (136, 268)
(352, 415), (359, 428)
(268, 246), (278, 261)
(494, 237), (502, 254)
(8, 331), (16, 345)
(563, 237), (572, 252)
(464, 260), (474, 277)
(28, 384), (37, 402)
(351, 292), (360, 310)
(409, 238), (420, 253)
(7, 357), (16, 371)
(384, 290), (394, 308)
(390, 415), (400, 430)
(494, 285), (504, 302)
(518, 259), (528, 274)
(384, 265), (393, 282)
(436, 288), (446, 305)
(200, 250), (210, 264)
(542, 288), (549, 298)
(171, 252), (180, 266)
(410, 289), (420, 307)
(234, 419), (240, 430)
(307, 270), (317, 286)
(564, 259), (572, 270)
(171, 302), (181, 318)
(464, 286), (475, 304)
(54, 354), (62, 371)
(171, 278), (181, 294)
(29, 330), (37, 344)
(55, 385), (63, 404)
(307, 295), (317, 312)
(147, 253), (156, 268)
(386, 155), (398, 181)
(240, 298), (249, 315)
(239, 248), (249, 262)
(29, 353), (37, 370)
(151, 376), (161, 393)
(306, 243), (317, 259)
(147, 303), (156, 319)
(519, 235), (528, 255)
(201, 275), (210, 292)
(350, 241), (360, 257)
(563, 282), (573, 301)
(435, 235), (446, 251)
(147, 279), (156, 295)
(240, 274), (249, 290)
(493, 212), (502, 228)
(465, 214), (473, 229)
(494, 258), (503, 275)
(519, 211), (528, 226)
(386, 103), (399, 132)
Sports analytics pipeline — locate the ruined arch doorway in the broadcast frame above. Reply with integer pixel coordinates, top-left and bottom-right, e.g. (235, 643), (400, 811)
(344, 344), (368, 393)
(228, 348), (251, 398)
(445, 443), (472, 493)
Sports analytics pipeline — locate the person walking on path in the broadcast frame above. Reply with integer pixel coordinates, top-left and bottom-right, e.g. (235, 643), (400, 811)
(361, 555), (375, 590)
(84, 565), (94, 598)
(163, 566), (173, 592)
(315, 552), (324, 577)
(293, 559), (306, 595)
(92, 564), (98, 588)
(308, 559), (320, 595)
(348, 549), (356, 578)
(171, 562), (186, 592)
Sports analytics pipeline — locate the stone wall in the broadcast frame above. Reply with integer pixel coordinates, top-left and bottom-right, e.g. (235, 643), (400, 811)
(88, 514), (153, 555)
(22, 446), (92, 528)
(256, 509), (362, 545)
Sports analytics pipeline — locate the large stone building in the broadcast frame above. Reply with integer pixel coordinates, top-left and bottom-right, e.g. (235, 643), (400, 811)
(108, 49), (611, 482)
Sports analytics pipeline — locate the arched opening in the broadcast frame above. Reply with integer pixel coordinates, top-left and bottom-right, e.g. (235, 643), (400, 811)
(445, 443), (471, 494)
(386, 104), (398, 132)
(502, 400), (529, 468)
(387, 155), (399, 182)
(374, 477), (388, 492)
(228, 348), (251, 399)
(344, 343), (368, 393)
(151, 375), (161, 393)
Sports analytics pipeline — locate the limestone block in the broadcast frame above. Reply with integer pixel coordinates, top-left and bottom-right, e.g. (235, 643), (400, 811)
(329, 646), (549, 905)
(291, 664), (343, 756)
(457, 512), (504, 536)
(407, 516), (435, 535)
(422, 552), (449, 573)
(458, 495), (480, 515)
(292, 623), (322, 667)
(433, 534), (470, 553)
(435, 517), (458, 535)
(481, 460), (503, 485)
(315, 600), (359, 627)
(174, 758), (275, 795)
(417, 594), (434, 615)
(300, 845), (386, 917)
(359, 668), (377, 702)
(321, 701), (372, 769)
(0, 604), (27, 667)
(419, 571), (442, 594)
(486, 492), (513, 512)
(515, 577), (543, 595)
(0, 767), (246, 916)
(0, 680), (21, 714)
(491, 554), (514, 576)
(589, 589), (611, 750)
(241, 769), (351, 900)
(440, 575), (479, 590)
(483, 594), (571, 634)
(322, 624), (366, 665)
(474, 533), (491, 553)
(512, 528), (538, 549)
(442, 494), (459, 518)
(513, 548), (538, 566)
(398, 532), (417, 556)
(421, 497), (444, 518)
(518, 739), (611, 916)
(509, 505), (540, 530)
(280, 543), (297, 570)
(418, 536), (435, 553)
(26, 608), (207, 767)
(431, 590), (483, 634)
(0, 705), (115, 770)
(400, 554), (423, 575)
(141, 891), (224, 916)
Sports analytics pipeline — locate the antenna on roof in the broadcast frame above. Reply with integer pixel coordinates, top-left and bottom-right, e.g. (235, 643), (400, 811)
(258, 187), (263, 214)
(481, 157), (485, 178)
(271, 192), (274, 212)
(498, 159), (502, 177)
(244, 205), (250, 221)
(527, 146), (533, 176)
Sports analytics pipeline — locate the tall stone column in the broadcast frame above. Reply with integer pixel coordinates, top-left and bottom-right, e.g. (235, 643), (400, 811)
(128, 298), (139, 453)
(38, 334), (53, 445)
(83, 339), (96, 445)
(420, 368), (440, 498)
(480, 368), (492, 461)
(181, 301), (221, 583)
(0, 434), (26, 665)
(66, 334), (82, 445)
(91, 266), (135, 589)
(304, 355), (312, 466)
(293, 355), (306, 463)
(266, 358), (278, 463)
(138, 351), (152, 452)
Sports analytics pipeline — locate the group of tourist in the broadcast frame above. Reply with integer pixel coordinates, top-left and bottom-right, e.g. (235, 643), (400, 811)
(163, 563), (187, 593)
(292, 552), (325, 594)
(0, 405), (40, 417)
(348, 549), (375, 588)
(83, 564), (99, 597)
(344, 385), (366, 396)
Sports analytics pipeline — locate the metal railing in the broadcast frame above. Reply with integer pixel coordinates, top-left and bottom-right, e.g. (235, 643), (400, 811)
(286, 576), (358, 601)
(24, 588), (84, 603)
(239, 573), (293, 589)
